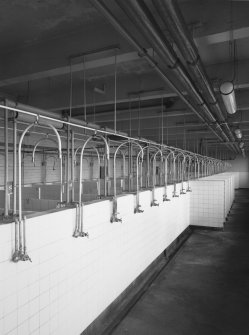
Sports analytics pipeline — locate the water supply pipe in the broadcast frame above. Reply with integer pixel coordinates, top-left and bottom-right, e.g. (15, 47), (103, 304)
(13, 117), (17, 215)
(163, 149), (175, 201)
(15, 121), (62, 262)
(4, 106), (8, 218)
(74, 133), (109, 237)
(150, 148), (163, 206)
(111, 141), (130, 223)
(134, 143), (145, 214)
(32, 137), (58, 166)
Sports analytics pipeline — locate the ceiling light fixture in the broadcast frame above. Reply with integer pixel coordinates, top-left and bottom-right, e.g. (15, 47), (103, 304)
(220, 81), (237, 115)
(234, 127), (242, 139)
(239, 141), (244, 149)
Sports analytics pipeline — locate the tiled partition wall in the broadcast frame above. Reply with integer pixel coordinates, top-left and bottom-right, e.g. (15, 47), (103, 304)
(190, 173), (236, 228)
(0, 183), (190, 335)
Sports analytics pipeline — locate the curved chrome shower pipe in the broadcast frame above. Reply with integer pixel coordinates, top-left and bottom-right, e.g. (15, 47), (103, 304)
(150, 148), (163, 206)
(32, 137), (58, 166)
(74, 134), (109, 237)
(73, 145), (101, 201)
(15, 121), (62, 262)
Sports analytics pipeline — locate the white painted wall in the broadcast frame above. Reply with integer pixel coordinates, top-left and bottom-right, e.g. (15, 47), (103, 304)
(228, 155), (249, 188)
(0, 183), (190, 335)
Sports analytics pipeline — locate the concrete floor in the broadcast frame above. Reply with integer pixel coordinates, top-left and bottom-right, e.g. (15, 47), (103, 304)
(111, 189), (249, 335)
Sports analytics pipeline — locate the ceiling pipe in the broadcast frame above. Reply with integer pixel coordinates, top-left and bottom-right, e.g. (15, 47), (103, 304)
(89, 0), (230, 147)
(114, 0), (237, 153)
(153, 0), (239, 153)
(5, 99), (128, 138)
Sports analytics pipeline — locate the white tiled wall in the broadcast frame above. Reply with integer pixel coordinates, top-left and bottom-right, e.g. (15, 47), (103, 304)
(0, 182), (190, 335)
(190, 173), (236, 228)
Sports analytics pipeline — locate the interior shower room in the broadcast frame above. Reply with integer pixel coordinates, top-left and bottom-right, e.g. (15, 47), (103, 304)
(1, 1), (249, 335)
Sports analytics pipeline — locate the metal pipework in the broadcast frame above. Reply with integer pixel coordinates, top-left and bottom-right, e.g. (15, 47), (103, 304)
(32, 137), (58, 166)
(120, 150), (127, 192)
(172, 151), (185, 197)
(111, 141), (129, 223)
(4, 106), (9, 218)
(179, 153), (187, 194)
(89, 1), (233, 147)
(15, 121), (62, 262)
(74, 133), (109, 237)
(185, 155), (193, 192)
(142, 144), (162, 188)
(66, 126), (70, 203)
(31, 131), (63, 204)
(12, 217), (20, 262)
(1, 102), (229, 169)
(194, 155), (200, 179)
(133, 143), (145, 214)
(74, 145), (101, 201)
(71, 130), (75, 202)
(150, 148), (163, 207)
(13, 117), (17, 215)
(114, 0), (235, 148)
(154, 0), (239, 154)
(47, 155), (58, 171)
(111, 140), (144, 221)
(163, 149), (175, 201)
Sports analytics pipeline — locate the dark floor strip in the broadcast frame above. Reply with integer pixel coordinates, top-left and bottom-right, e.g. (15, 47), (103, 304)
(111, 189), (249, 335)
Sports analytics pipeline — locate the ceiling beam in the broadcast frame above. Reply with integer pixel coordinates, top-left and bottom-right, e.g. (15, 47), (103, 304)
(0, 49), (153, 88)
(195, 26), (249, 46)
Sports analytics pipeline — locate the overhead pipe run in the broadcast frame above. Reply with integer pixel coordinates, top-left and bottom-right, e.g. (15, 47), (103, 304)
(1, 102), (229, 229)
(5, 99), (128, 139)
(154, 0), (238, 153)
(2, 99), (227, 171)
(114, 0), (236, 151)
(89, 0), (233, 148)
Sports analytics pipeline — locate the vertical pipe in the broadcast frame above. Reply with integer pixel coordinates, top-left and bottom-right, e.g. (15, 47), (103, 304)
(104, 148), (107, 197)
(66, 125), (70, 203)
(146, 146), (150, 188)
(4, 107), (9, 217)
(164, 157), (168, 198)
(13, 117), (17, 215)
(23, 216), (27, 255)
(83, 56), (87, 122)
(114, 53), (117, 133)
(14, 217), (19, 254)
(71, 130), (75, 202)
(18, 123), (34, 222)
(129, 143), (133, 192)
(106, 138), (110, 196)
